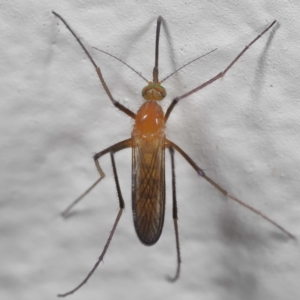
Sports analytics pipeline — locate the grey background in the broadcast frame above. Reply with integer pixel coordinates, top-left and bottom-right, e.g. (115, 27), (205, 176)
(1, 1), (300, 300)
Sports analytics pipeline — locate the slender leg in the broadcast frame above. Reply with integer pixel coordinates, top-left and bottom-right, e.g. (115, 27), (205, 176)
(58, 139), (132, 297)
(61, 177), (102, 217)
(52, 11), (136, 119)
(61, 139), (132, 217)
(166, 145), (181, 282)
(153, 16), (163, 83)
(165, 21), (276, 122)
(166, 139), (295, 240)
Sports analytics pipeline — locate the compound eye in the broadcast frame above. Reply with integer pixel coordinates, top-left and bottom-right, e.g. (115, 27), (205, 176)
(142, 82), (166, 101)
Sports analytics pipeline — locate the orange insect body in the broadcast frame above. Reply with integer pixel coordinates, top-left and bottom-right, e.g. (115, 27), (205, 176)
(134, 101), (165, 136)
(52, 12), (293, 297)
(132, 92), (166, 245)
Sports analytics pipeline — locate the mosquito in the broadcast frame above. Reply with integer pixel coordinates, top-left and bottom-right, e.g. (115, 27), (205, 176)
(52, 12), (295, 297)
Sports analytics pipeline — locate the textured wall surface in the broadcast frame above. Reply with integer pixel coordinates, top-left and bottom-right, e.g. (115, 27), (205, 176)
(1, 1), (300, 300)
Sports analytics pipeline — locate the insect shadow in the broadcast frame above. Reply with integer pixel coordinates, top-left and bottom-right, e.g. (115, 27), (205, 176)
(52, 12), (295, 297)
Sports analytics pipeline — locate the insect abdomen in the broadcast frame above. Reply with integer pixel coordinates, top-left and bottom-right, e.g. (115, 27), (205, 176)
(132, 102), (166, 245)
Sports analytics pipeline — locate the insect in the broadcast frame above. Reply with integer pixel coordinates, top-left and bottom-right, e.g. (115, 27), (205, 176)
(52, 12), (295, 297)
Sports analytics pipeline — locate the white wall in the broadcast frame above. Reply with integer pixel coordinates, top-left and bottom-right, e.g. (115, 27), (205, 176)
(1, 1), (300, 300)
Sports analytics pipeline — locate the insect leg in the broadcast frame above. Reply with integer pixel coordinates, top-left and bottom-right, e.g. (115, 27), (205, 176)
(165, 20), (276, 122)
(58, 139), (132, 297)
(61, 139), (132, 217)
(166, 139), (295, 240)
(166, 145), (181, 282)
(61, 178), (102, 218)
(52, 11), (136, 119)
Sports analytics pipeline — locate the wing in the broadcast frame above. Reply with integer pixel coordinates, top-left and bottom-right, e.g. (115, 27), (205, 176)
(132, 134), (165, 245)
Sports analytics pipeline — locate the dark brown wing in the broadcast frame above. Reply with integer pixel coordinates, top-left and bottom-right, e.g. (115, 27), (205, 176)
(132, 134), (165, 245)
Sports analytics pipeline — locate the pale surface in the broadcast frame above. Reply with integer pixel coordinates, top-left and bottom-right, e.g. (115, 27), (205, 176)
(1, 1), (300, 300)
